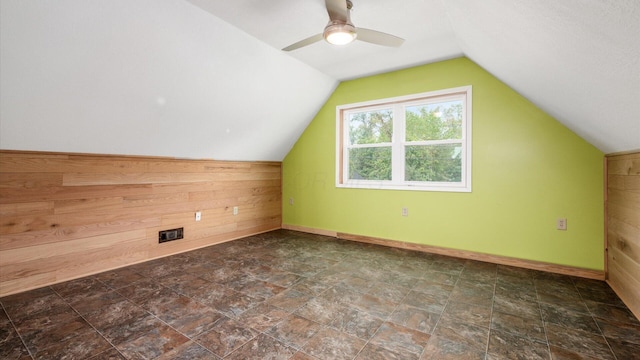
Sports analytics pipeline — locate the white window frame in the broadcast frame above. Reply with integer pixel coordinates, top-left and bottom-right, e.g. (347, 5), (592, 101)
(335, 85), (472, 192)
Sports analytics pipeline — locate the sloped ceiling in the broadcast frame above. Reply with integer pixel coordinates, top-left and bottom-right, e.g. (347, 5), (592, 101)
(1, 0), (638, 160)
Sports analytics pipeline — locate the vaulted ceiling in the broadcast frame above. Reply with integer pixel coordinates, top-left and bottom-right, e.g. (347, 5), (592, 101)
(1, 0), (638, 160)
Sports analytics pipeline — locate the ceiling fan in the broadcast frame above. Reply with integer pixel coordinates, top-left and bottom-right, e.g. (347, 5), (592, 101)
(282, 0), (404, 51)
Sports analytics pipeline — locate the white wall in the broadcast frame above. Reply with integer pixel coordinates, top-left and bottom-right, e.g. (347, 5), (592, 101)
(0, 0), (337, 161)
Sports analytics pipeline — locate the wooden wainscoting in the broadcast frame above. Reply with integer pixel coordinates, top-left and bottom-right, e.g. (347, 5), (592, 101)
(606, 151), (640, 318)
(0, 150), (282, 296)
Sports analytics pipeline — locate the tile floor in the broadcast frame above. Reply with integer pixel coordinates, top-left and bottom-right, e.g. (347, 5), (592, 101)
(1, 230), (639, 359)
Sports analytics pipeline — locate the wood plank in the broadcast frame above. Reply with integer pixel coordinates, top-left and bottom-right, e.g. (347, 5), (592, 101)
(626, 175), (640, 190)
(608, 188), (640, 209)
(609, 202), (640, 228)
(0, 216), (161, 251)
(54, 197), (123, 214)
(607, 263), (640, 320)
(63, 171), (280, 186)
(0, 202), (54, 217)
(606, 152), (640, 319)
(607, 157), (640, 176)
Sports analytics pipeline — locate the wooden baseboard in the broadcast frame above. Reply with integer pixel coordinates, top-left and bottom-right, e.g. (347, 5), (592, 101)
(282, 224), (605, 280)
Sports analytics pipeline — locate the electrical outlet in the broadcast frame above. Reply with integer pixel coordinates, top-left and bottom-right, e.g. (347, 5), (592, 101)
(557, 218), (567, 231)
(402, 207), (409, 217)
(195, 211), (201, 221)
(233, 206), (238, 215)
(289, 198), (294, 205)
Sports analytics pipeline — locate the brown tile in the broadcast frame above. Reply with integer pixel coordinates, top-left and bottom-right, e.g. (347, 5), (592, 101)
(33, 330), (111, 360)
(443, 301), (491, 328)
(575, 284), (625, 306)
(188, 284), (236, 308)
(265, 314), (322, 349)
(138, 287), (182, 315)
(236, 303), (290, 332)
(403, 290), (449, 314)
(52, 277), (111, 304)
(194, 317), (258, 357)
(1, 287), (55, 310)
(584, 300), (640, 325)
(328, 305), (384, 340)
(290, 351), (318, 360)
(87, 347), (126, 360)
(545, 323), (615, 360)
(20, 315), (94, 355)
(538, 293), (589, 314)
(13, 304), (78, 333)
(367, 282), (412, 303)
(494, 280), (537, 303)
(267, 289), (314, 311)
(432, 315), (489, 351)
(356, 343), (420, 360)
(421, 335), (486, 360)
(492, 294), (541, 320)
(420, 270), (459, 286)
(294, 297), (344, 325)
(83, 299), (146, 329)
(69, 291), (126, 316)
(212, 290), (263, 317)
(0, 328), (32, 359)
(595, 317), (640, 344)
(370, 322), (431, 356)
(490, 310), (545, 342)
(226, 333), (296, 360)
(94, 268), (146, 290)
(257, 267), (302, 287)
(448, 282), (493, 307)
(487, 329), (549, 359)
(164, 305), (223, 338)
(153, 341), (217, 360)
(116, 279), (175, 306)
(302, 327), (366, 360)
(412, 280), (454, 298)
(352, 293), (398, 319)
(157, 273), (210, 295)
(389, 304), (441, 334)
(234, 279), (286, 299)
(116, 323), (189, 359)
(377, 271), (420, 288)
(288, 278), (333, 295)
(2, 291), (68, 322)
(318, 285), (364, 305)
(540, 303), (600, 334)
(606, 337), (640, 360)
(84, 300), (160, 345)
(548, 345), (601, 360)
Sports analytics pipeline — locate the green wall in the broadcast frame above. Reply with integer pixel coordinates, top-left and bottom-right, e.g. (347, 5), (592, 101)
(282, 57), (604, 270)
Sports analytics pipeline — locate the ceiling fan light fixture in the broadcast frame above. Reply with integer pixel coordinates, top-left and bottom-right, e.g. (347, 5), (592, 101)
(323, 22), (357, 46)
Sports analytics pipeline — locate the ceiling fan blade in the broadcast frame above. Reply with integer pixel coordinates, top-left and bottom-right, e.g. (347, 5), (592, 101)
(325, 0), (348, 22)
(282, 33), (324, 51)
(356, 28), (405, 47)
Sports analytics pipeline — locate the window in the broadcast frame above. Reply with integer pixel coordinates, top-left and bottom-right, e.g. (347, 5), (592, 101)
(336, 86), (471, 192)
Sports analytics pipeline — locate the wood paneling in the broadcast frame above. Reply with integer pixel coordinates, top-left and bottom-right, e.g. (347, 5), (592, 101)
(282, 224), (604, 280)
(606, 152), (640, 319)
(0, 150), (281, 296)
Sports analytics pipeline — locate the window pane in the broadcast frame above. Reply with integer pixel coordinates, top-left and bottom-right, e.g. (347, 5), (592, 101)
(405, 144), (462, 182)
(349, 147), (392, 180)
(406, 100), (462, 141)
(349, 109), (393, 145)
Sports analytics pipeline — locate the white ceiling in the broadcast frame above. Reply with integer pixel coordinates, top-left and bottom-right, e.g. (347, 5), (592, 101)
(189, 0), (640, 154)
(1, 0), (638, 160)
